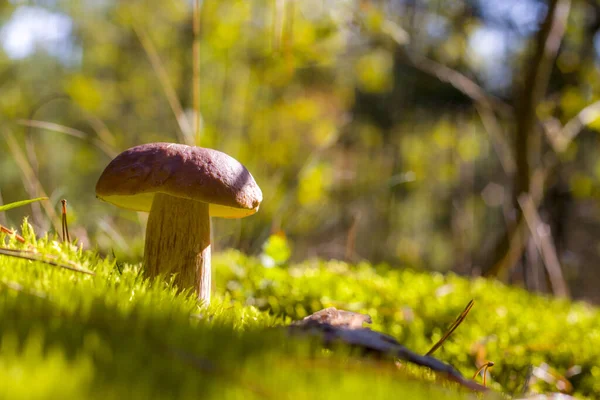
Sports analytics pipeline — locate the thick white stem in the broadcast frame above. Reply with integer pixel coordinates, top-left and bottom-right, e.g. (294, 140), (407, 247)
(143, 193), (211, 303)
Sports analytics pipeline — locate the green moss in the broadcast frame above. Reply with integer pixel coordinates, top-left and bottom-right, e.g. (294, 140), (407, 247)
(216, 252), (600, 398)
(0, 222), (489, 400)
(1, 221), (598, 398)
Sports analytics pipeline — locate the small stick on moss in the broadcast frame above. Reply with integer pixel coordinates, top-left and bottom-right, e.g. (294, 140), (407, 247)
(61, 199), (71, 243)
(291, 307), (488, 392)
(426, 299), (474, 356)
(472, 361), (494, 386)
(0, 225), (26, 243)
(0, 247), (82, 268)
(0, 247), (94, 275)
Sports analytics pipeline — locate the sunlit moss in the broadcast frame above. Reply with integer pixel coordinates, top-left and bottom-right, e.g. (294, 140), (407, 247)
(0, 222), (495, 400)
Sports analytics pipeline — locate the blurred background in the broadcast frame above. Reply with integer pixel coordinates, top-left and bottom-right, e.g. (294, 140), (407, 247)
(1, 0), (600, 302)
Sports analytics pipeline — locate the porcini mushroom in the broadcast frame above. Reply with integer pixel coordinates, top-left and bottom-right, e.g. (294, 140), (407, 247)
(95, 142), (262, 303)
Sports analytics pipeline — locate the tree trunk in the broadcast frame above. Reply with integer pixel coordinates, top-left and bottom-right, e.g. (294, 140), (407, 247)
(484, 0), (571, 283)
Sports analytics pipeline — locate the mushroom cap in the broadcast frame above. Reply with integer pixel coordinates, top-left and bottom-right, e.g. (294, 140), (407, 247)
(95, 143), (262, 218)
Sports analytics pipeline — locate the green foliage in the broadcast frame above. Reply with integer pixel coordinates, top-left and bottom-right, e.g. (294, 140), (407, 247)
(0, 222), (489, 400)
(4, 0), (600, 285)
(0, 0), (516, 270)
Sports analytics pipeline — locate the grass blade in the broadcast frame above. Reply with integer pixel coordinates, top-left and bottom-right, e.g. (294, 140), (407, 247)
(0, 197), (49, 212)
(3, 128), (61, 232)
(16, 119), (118, 158)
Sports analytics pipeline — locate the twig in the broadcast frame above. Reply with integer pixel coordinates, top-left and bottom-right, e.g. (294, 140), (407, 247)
(426, 299), (474, 356)
(1, 246), (87, 266)
(514, 0), (571, 195)
(560, 100), (600, 146)
(543, 100), (600, 153)
(472, 361), (494, 387)
(404, 52), (512, 116)
(0, 247), (94, 275)
(474, 104), (515, 175)
(485, 166), (551, 278)
(401, 50), (516, 178)
(517, 193), (569, 298)
(496, 0), (572, 279)
(0, 225), (26, 243)
(61, 199), (71, 243)
(291, 307), (487, 392)
(484, 0), (572, 280)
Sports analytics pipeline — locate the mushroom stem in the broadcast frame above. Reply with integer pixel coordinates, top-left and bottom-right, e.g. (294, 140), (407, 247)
(144, 192), (211, 303)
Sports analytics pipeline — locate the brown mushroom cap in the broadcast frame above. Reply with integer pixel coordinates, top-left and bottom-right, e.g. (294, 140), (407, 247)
(95, 143), (262, 218)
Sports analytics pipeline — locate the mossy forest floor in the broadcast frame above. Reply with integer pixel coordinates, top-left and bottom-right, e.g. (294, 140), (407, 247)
(1, 223), (599, 399)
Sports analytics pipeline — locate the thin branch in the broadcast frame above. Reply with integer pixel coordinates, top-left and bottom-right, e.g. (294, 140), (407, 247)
(486, 0), (572, 280)
(475, 104), (515, 175)
(61, 199), (71, 243)
(405, 52), (513, 116)
(0, 247), (84, 267)
(518, 193), (569, 298)
(472, 362), (494, 387)
(485, 167), (551, 278)
(0, 225), (26, 243)
(0, 247), (94, 275)
(528, 0), (572, 108)
(376, 14), (517, 175)
(544, 100), (600, 153)
(514, 0), (571, 196)
(291, 307), (487, 392)
(401, 53), (516, 177)
(426, 299), (474, 356)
